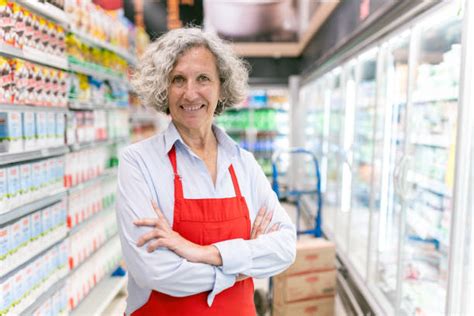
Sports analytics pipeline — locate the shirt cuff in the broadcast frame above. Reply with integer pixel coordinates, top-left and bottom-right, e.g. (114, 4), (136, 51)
(207, 267), (236, 306)
(213, 238), (252, 274)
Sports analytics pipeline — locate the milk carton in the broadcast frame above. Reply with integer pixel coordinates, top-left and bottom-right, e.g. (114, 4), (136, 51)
(0, 276), (12, 313)
(56, 112), (65, 146)
(31, 161), (42, 197)
(35, 111), (47, 148)
(22, 111), (36, 149)
(0, 167), (7, 212)
(0, 111), (23, 153)
(31, 211), (42, 240)
(20, 163), (32, 204)
(46, 112), (56, 146)
(0, 225), (10, 260)
(6, 165), (20, 209)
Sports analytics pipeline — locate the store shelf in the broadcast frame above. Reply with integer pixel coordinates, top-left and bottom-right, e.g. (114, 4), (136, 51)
(70, 28), (137, 65)
(411, 135), (451, 148)
(68, 205), (114, 237)
(412, 95), (458, 105)
(0, 145), (69, 166)
(230, 106), (288, 112)
(0, 225), (67, 278)
(71, 272), (127, 316)
(21, 275), (68, 316)
(68, 101), (129, 111)
(0, 43), (69, 70)
(17, 0), (68, 24)
(407, 171), (452, 197)
(0, 189), (67, 225)
(67, 168), (117, 194)
(69, 62), (126, 83)
(0, 103), (69, 113)
(0, 42), (22, 59)
(22, 46), (69, 70)
(69, 137), (128, 152)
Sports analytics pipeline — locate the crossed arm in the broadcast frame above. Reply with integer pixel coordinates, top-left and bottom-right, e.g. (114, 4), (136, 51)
(134, 200), (280, 280)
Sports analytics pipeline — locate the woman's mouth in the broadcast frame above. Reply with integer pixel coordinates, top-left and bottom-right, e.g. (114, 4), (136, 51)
(181, 104), (205, 112)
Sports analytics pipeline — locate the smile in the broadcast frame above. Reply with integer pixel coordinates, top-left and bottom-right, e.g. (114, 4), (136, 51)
(181, 105), (205, 111)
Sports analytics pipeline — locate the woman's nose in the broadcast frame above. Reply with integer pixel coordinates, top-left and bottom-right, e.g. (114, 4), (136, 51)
(182, 81), (199, 101)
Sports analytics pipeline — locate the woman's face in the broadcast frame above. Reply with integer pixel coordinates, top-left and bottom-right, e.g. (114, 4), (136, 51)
(168, 46), (221, 133)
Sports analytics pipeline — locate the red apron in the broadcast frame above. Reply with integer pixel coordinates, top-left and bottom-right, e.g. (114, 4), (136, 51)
(132, 146), (256, 316)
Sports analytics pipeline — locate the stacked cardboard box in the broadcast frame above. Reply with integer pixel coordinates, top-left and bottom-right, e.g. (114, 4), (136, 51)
(273, 237), (336, 316)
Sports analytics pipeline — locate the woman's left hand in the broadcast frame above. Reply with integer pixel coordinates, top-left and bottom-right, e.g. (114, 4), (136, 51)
(134, 201), (212, 263)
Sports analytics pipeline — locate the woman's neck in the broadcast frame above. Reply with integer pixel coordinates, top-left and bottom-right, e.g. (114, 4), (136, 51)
(174, 122), (217, 155)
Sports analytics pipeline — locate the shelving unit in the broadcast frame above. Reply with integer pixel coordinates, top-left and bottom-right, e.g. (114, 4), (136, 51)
(0, 1), (138, 314)
(216, 88), (290, 176)
(70, 274), (127, 316)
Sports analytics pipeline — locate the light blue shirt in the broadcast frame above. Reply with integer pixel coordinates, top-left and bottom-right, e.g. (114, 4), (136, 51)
(116, 122), (296, 315)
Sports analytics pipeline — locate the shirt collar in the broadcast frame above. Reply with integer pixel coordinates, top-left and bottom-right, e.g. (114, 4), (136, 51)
(163, 121), (241, 158)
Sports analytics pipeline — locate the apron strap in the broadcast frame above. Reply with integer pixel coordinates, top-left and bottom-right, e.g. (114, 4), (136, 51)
(228, 165), (242, 197)
(168, 146), (184, 200)
(169, 145), (242, 198)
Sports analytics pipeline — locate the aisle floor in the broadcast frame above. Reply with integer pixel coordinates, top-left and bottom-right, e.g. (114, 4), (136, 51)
(104, 202), (348, 315)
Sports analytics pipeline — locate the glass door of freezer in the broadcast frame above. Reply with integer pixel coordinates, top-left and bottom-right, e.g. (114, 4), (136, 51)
(338, 61), (357, 252)
(324, 69), (344, 234)
(371, 32), (410, 313)
(401, 8), (462, 315)
(348, 49), (378, 280)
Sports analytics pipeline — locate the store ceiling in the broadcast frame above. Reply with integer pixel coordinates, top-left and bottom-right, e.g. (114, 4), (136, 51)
(123, 0), (340, 57)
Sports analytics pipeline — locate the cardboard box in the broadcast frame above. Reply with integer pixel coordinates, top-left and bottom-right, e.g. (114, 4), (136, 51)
(283, 237), (336, 276)
(273, 296), (335, 316)
(273, 269), (337, 305)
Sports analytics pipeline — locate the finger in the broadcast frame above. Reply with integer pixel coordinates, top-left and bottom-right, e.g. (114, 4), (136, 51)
(146, 238), (164, 252)
(260, 209), (274, 234)
(251, 207), (266, 239)
(136, 229), (160, 247)
(268, 222), (280, 233)
(134, 218), (159, 227)
(151, 200), (170, 225)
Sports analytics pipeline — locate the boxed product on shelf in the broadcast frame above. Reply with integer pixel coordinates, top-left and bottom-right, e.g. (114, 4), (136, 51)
(0, 224), (9, 260)
(0, 56), (14, 104)
(273, 269), (337, 304)
(0, 167), (6, 210)
(7, 165), (20, 207)
(0, 0), (15, 46)
(283, 237), (336, 275)
(0, 111), (24, 153)
(0, 276), (12, 314)
(35, 111), (47, 148)
(273, 296), (335, 316)
(22, 111), (36, 149)
(273, 237), (337, 315)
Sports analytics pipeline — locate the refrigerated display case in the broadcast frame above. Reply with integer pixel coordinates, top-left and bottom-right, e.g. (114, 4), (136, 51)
(324, 68), (344, 233)
(297, 1), (472, 314)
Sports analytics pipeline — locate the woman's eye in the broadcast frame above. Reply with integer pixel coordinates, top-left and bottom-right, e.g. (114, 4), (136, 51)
(172, 76), (185, 84)
(198, 75), (209, 82)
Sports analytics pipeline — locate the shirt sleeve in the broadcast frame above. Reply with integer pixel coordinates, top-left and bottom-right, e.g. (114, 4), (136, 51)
(116, 147), (236, 305)
(213, 153), (297, 278)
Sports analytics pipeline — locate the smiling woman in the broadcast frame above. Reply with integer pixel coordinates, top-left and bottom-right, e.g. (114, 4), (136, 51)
(118, 27), (296, 316)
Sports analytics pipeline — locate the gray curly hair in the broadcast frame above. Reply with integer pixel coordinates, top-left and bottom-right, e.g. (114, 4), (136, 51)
(132, 27), (249, 115)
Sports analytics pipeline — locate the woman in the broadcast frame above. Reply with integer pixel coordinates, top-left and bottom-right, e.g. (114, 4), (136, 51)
(116, 27), (296, 316)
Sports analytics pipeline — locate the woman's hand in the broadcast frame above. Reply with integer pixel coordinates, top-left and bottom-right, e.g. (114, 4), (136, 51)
(134, 201), (222, 265)
(250, 207), (280, 239)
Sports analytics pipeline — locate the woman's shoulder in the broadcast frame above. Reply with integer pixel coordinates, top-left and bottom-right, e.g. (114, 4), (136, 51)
(120, 133), (165, 162)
